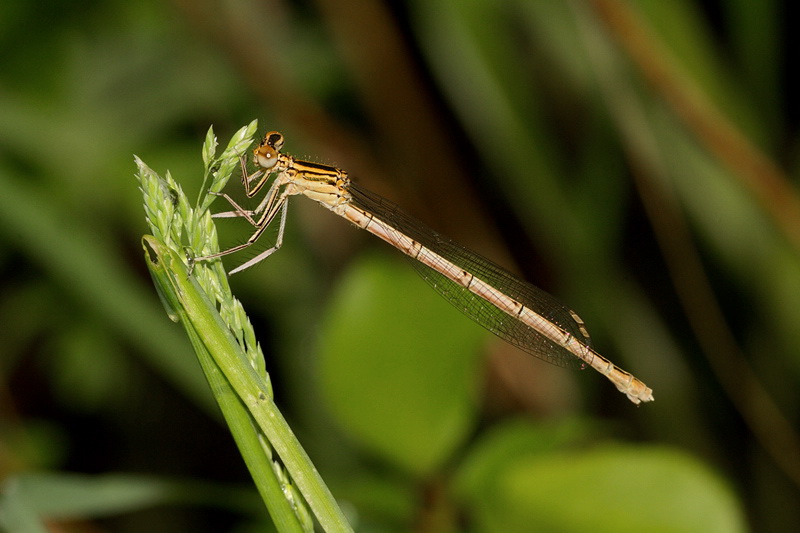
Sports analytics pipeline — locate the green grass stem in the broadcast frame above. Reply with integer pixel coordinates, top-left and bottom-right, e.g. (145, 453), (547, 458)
(136, 122), (352, 533)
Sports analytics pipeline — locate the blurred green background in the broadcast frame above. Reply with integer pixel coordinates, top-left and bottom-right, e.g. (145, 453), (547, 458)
(1, 0), (799, 531)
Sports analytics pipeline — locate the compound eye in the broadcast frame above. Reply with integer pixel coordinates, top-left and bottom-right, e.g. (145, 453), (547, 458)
(253, 144), (279, 170)
(264, 131), (284, 150)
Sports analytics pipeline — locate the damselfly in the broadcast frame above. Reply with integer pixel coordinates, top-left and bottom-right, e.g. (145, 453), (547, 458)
(196, 131), (654, 404)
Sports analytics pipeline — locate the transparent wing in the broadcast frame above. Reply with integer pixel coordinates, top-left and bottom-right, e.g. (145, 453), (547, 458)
(348, 183), (591, 369)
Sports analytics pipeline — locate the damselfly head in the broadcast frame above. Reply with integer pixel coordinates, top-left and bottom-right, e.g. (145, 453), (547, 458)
(253, 131), (285, 171)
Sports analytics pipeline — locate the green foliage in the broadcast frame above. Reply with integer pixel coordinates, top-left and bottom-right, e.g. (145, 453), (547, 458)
(318, 252), (486, 476)
(1, 472), (260, 521)
(454, 422), (745, 533)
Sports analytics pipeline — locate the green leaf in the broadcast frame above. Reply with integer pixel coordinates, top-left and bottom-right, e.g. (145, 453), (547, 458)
(0, 472), (259, 520)
(318, 252), (487, 476)
(453, 418), (597, 499)
(0, 479), (49, 533)
(5, 473), (194, 518)
(201, 125), (217, 169)
(455, 430), (746, 533)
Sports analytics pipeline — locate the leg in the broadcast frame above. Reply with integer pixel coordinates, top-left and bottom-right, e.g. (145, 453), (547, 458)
(228, 197), (290, 274)
(209, 192), (259, 225)
(193, 194), (289, 268)
(209, 167), (284, 226)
